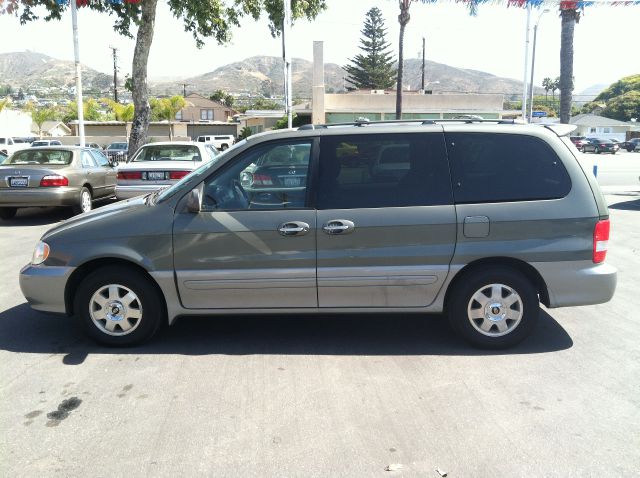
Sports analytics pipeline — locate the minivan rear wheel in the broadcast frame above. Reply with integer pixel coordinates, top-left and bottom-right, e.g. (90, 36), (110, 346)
(447, 267), (539, 349)
(74, 266), (165, 346)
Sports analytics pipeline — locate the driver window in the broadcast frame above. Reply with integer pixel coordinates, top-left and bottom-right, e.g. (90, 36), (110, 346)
(201, 140), (312, 211)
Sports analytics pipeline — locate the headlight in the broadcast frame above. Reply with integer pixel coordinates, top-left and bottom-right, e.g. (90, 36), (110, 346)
(32, 241), (50, 265)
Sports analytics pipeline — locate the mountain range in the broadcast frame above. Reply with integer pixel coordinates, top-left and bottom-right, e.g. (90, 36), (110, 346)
(0, 51), (112, 91)
(0, 51), (542, 99)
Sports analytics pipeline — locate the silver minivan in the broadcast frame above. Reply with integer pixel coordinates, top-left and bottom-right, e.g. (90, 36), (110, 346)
(19, 121), (617, 348)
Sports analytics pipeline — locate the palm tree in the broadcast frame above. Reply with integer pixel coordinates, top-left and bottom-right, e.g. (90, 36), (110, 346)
(0, 96), (10, 115)
(101, 98), (135, 141)
(395, 0), (412, 119)
(542, 77), (553, 103)
(559, 7), (580, 123)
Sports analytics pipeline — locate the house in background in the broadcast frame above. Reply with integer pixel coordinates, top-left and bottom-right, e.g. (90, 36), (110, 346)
(570, 114), (640, 141)
(31, 120), (71, 137)
(178, 93), (237, 123)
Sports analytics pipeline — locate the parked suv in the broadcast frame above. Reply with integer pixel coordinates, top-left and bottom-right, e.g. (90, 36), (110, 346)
(19, 120), (617, 348)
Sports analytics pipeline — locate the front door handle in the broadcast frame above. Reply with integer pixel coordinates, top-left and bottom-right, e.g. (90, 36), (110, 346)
(278, 221), (310, 236)
(322, 219), (355, 235)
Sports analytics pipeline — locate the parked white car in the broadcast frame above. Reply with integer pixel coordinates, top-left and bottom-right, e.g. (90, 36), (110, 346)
(196, 135), (235, 151)
(0, 136), (27, 156)
(115, 142), (220, 200)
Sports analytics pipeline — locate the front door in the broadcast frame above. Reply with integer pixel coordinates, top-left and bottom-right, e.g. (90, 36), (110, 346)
(315, 131), (457, 308)
(173, 139), (317, 309)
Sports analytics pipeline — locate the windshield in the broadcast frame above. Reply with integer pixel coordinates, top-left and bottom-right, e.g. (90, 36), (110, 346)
(131, 145), (201, 162)
(3, 149), (73, 165)
(156, 139), (247, 203)
(108, 143), (128, 150)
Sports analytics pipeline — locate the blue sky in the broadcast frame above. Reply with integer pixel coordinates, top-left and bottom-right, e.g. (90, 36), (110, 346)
(0, 1), (638, 92)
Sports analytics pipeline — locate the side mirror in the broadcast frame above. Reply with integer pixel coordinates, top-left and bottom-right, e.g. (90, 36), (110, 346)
(111, 161), (119, 167)
(192, 155), (201, 162)
(186, 188), (201, 213)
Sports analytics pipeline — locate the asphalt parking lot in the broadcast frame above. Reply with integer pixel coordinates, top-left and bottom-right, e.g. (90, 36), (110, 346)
(1, 163), (639, 477)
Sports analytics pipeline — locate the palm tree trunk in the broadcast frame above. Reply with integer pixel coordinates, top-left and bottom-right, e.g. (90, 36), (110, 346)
(560, 8), (578, 124)
(396, 2), (410, 120)
(128, 0), (158, 157)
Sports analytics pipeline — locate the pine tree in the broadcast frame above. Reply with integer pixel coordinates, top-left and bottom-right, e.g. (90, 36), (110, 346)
(344, 7), (396, 90)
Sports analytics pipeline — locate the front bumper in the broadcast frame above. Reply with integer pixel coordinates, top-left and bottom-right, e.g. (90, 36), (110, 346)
(533, 260), (617, 308)
(0, 187), (80, 207)
(19, 264), (75, 314)
(115, 184), (163, 200)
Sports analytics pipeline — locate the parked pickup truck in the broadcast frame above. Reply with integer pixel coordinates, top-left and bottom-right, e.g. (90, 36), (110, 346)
(196, 135), (235, 151)
(0, 136), (27, 156)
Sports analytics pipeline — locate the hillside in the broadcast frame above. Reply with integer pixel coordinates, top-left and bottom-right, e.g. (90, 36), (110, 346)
(0, 51), (112, 90)
(150, 55), (539, 98)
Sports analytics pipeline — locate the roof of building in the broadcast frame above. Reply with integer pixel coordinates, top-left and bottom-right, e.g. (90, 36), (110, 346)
(570, 114), (634, 127)
(31, 121), (71, 134)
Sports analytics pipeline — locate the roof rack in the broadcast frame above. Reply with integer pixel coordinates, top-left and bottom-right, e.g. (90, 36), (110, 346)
(298, 118), (520, 130)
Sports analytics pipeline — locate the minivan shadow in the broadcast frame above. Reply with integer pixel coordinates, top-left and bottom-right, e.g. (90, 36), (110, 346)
(0, 303), (572, 364)
(608, 198), (640, 211)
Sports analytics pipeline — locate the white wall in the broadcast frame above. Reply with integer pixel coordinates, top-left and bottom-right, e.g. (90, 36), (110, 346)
(0, 109), (32, 136)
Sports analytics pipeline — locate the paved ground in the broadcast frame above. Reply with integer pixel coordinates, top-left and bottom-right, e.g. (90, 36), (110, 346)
(1, 159), (639, 477)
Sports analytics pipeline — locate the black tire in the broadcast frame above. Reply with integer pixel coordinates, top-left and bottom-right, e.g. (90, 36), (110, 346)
(72, 186), (92, 215)
(220, 144), (229, 151)
(595, 147), (600, 154)
(0, 207), (17, 220)
(447, 267), (539, 349)
(74, 265), (165, 346)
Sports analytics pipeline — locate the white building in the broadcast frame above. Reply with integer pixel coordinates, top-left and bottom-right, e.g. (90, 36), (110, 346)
(570, 114), (640, 141)
(0, 108), (33, 137)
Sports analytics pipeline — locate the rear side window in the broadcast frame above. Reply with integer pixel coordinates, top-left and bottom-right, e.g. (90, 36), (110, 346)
(446, 133), (571, 204)
(317, 133), (452, 209)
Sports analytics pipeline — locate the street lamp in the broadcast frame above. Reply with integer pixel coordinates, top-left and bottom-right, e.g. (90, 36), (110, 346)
(528, 8), (550, 123)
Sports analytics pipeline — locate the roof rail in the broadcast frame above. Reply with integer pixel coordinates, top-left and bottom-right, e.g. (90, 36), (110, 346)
(298, 118), (519, 130)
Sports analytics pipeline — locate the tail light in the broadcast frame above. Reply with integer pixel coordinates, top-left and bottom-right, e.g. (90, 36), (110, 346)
(169, 170), (190, 180)
(117, 171), (142, 180)
(40, 175), (69, 187)
(253, 174), (274, 186)
(593, 219), (610, 263)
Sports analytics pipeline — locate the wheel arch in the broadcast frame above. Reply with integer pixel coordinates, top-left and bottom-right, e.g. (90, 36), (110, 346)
(65, 258), (167, 319)
(444, 257), (550, 310)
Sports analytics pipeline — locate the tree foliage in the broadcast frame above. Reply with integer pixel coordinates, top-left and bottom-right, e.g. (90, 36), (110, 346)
(602, 91), (640, 122)
(149, 95), (187, 139)
(344, 7), (396, 90)
(595, 74), (640, 102)
(210, 90), (235, 108)
(3, 0), (327, 152)
(26, 104), (58, 137)
(239, 126), (253, 140)
(101, 99), (135, 122)
(61, 99), (104, 123)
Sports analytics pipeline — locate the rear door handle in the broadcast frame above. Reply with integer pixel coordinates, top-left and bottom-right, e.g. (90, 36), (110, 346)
(322, 219), (355, 235)
(278, 221), (310, 236)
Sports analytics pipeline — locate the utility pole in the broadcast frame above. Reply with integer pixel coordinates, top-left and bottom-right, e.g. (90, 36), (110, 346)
(282, 0), (292, 129)
(181, 83), (190, 97)
(71, 0), (85, 147)
(421, 37), (426, 92)
(521, 4), (532, 122)
(109, 46), (118, 103)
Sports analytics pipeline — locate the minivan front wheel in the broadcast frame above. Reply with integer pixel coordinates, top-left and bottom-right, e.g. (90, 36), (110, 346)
(448, 267), (539, 349)
(74, 266), (165, 346)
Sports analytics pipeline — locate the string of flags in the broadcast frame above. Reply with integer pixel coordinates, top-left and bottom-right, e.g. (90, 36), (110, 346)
(54, 0), (142, 5)
(52, 0), (640, 5)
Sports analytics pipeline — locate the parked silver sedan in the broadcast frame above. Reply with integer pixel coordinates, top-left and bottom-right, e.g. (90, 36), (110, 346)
(0, 146), (117, 220)
(115, 142), (219, 200)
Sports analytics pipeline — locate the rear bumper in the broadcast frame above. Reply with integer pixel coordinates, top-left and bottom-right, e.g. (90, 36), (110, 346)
(533, 260), (617, 308)
(19, 264), (75, 314)
(115, 184), (163, 200)
(0, 187), (80, 207)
